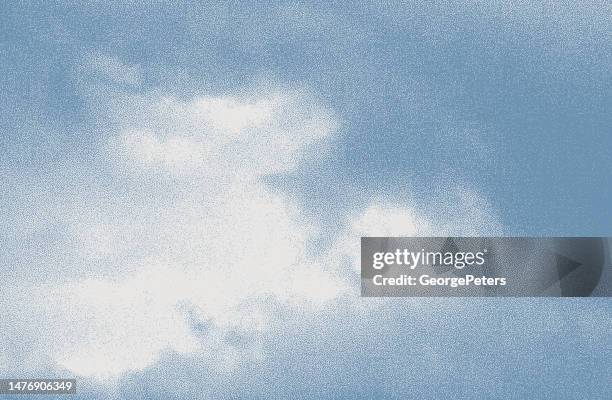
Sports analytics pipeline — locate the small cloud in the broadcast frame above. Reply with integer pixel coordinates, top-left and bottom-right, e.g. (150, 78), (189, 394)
(109, 88), (337, 177)
(80, 52), (142, 87)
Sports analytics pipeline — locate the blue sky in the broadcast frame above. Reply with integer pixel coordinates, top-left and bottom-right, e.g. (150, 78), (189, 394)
(1, 2), (611, 399)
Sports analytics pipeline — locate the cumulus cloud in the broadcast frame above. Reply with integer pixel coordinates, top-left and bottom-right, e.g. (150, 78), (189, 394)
(0, 55), (502, 380)
(110, 89), (336, 177)
(1, 64), (347, 379)
(80, 53), (143, 87)
(326, 190), (503, 280)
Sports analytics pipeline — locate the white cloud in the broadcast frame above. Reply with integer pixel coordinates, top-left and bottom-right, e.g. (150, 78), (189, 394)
(0, 56), (502, 380)
(108, 88), (337, 177)
(81, 53), (143, 87)
(1, 72), (348, 379)
(326, 190), (503, 278)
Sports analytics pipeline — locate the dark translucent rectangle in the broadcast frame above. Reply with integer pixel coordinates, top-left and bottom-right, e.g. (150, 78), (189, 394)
(361, 237), (611, 297)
